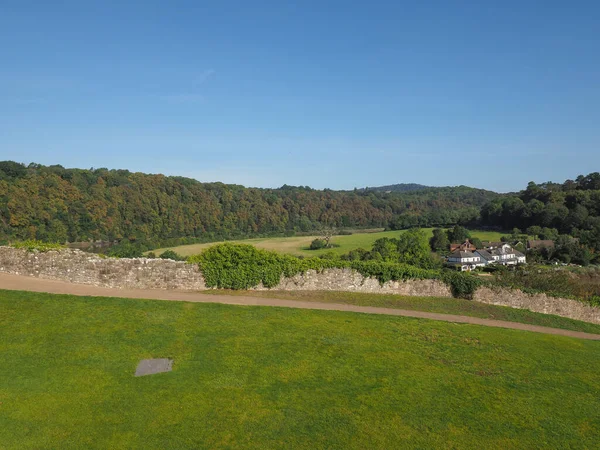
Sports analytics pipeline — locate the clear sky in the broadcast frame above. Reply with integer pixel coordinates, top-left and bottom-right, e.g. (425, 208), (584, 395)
(1, 1), (599, 192)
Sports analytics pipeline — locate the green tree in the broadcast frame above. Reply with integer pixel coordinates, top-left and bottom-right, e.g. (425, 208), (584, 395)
(446, 225), (471, 243)
(429, 228), (449, 252)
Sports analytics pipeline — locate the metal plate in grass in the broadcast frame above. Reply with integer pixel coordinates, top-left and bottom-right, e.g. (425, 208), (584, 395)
(135, 358), (173, 376)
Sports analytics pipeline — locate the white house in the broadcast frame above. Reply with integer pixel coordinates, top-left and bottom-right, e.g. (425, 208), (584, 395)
(446, 250), (485, 271)
(447, 242), (526, 271)
(490, 244), (526, 266)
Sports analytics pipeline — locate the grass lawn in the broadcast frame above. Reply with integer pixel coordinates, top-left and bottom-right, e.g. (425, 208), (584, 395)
(1, 290), (600, 449)
(203, 290), (600, 335)
(152, 228), (507, 257)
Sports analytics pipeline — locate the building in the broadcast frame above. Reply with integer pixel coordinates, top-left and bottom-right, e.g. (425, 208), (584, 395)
(446, 250), (484, 271)
(474, 249), (494, 265)
(489, 244), (526, 265)
(527, 240), (555, 251)
(450, 239), (476, 252)
(446, 242), (526, 271)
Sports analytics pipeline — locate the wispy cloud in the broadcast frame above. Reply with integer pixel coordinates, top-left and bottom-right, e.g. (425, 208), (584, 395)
(158, 69), (215, 104)
(10, 97), (47, 105)
(193, 69), (215, 88)
(158, 93), (205, 103)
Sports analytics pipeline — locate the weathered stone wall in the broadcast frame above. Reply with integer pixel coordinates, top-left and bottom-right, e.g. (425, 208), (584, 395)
(474, 286), (600, 325)
(1, 247), (599, 325)
(0, 247), (206, 290)
(253, 268), (452, 297)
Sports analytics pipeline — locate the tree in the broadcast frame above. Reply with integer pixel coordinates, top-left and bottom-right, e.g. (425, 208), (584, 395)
(470, 237), (483, 249)
(526, 225), (542, 238)
(395, 228), (437, 268)
(159, 250), (186, 261)
(429, 228), (449, 252)
(370, 237), (400, 261)
(309, 239), (327, 250)
(318, 225), (336, 248)
(447, 225), (470, 243)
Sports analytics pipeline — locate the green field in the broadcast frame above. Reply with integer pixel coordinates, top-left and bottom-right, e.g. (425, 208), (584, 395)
(2, 289), (599, 449)
(202, 290), (600, 334)
(152, 228), (507, 257)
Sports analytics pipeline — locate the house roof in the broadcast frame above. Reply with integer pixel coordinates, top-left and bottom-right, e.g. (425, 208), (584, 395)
(491, 247), (515, 256)
(527, 240), (554, 249)
(450, 239), (476, 251)
(484, 241), (504, 247)
(450, 250), (477, 258)
(475, 249), (493, 260)
(513, 249), (526, 257)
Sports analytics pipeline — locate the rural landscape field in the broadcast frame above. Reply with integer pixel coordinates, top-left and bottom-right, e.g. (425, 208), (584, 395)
(2, 289), (600, 449)
(152, 229), (506, 257)
(3, 2), (600, 449)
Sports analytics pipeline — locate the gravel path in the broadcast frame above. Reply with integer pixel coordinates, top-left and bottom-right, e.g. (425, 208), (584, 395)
(2, 272), (600, 341)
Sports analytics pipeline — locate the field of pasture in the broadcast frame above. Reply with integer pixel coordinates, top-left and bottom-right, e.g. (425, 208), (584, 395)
(1, 289), (599, 449)
(152, 228), (506, 257)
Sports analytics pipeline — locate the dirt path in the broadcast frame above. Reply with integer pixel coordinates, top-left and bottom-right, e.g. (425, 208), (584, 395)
(1, 272), (600, 341)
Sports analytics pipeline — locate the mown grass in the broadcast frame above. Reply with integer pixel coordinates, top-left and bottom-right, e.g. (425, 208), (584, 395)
(152, 228), (506, 257)
(1, 289), (600, 449)
(203, 290), (600, 334)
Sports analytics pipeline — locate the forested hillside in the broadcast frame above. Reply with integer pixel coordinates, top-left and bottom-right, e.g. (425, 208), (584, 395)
(481, 173), (600, 253)
(0, 161), (497, 245)
(357, 183), (430, 193)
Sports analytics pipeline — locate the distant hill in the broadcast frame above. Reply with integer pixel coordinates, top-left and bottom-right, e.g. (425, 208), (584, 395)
(0, 161), (500, 246)
(358, 183), (431, 193)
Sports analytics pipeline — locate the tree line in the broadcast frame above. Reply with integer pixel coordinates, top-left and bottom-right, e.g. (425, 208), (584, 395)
(480, 173), (600, 262)
(0, 161), (496, 246)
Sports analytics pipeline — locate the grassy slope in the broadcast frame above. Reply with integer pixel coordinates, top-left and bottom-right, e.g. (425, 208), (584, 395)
(203, 290), (600, 334)
(153, 228), (507, 257)
(1, 290), (600, 449)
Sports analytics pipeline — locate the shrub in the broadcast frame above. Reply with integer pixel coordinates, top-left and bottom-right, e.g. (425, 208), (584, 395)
(490, 266), (600, 306)
(309, 239), (327, 250)
(190, 243), (297, 289)
(442, 271), (481, 299)
(106, 241), (145, 258)
(159, 250), (186, 261)
(191, 243), (441, 290)
(11, 240), (65, 252)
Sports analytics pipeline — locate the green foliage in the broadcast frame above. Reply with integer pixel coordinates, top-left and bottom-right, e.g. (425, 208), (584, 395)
(364, 229), (438, 268)
(190, 244), (307, 289)
(442, 271), (482, 299)
(11, 240), (65, 252)
(193, 243), (440, 293)
(429, 228), (450, 252)
(158, 250), (186, 261)
(481, 174), (600, 259)
(470, 237), (483, 248)
(309, 238), (327, 250)
(105, 241), (146, 258)
(447, 225), (471, 243)
(349, 260), (439, 284)
(0, 161), (498, 245)
(491, 266), (600, 306)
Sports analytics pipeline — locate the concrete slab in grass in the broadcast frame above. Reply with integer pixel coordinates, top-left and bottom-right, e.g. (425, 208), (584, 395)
(135, 358), (173, 377)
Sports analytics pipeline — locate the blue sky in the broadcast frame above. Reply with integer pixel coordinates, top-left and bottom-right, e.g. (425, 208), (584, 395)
(1, 1), (599, 192)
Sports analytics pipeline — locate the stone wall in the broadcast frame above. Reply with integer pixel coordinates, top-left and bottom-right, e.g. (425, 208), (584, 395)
(0, 247), (206, 290)
(474, 286), (600, 325)
(1, 247), (599, 325)
(253, 268), (452, 297)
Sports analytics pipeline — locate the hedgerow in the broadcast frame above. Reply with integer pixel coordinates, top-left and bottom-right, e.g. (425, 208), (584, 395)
(441, 271), (482, 300)
(11, 240), (65, 252)
(190, 243), (479, 299)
